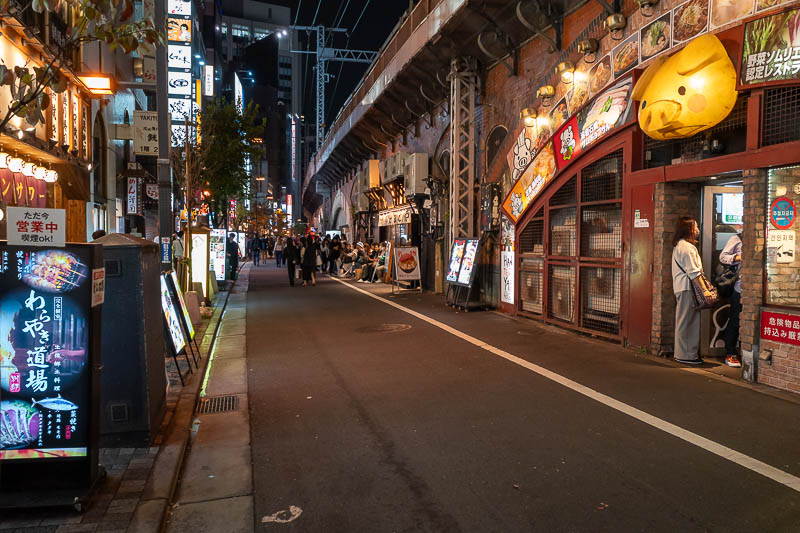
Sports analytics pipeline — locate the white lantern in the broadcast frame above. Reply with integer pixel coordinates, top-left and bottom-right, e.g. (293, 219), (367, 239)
(44, 169), (58, 183)
(21, 162), (36, 177)
(0, 153), (9, 169)
(8, 157), (24, 173)
(33, 166), (46, 180)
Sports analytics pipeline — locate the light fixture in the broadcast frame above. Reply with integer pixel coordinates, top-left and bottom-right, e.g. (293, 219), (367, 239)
(194, 53), (201, 58)
(16, 130), (23, 139)
(605, 13), (627, 40)
(578, 38), (599, 64)
(33, 165), (46, 180)
(556, 61), (575, 84)
(21, 162), (35, 176)
(8, 157), (23, 173)
(44, 169), (58, 183)
(520, 107), (537, 127)
(0, 208), (4, 222)
(78, 73), (115, 96)
(87, 163), (92, 171)
(636, 0), (659, 17)
(0, 152), (8, 168)
(536, 85), (555, 107)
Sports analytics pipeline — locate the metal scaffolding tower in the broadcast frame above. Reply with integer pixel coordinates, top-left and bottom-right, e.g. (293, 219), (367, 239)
(292, 26), (378, 151)
(448, 57), (478, 241)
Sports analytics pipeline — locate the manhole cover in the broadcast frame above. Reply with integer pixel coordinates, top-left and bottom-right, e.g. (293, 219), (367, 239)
(356, 323), (413, 334)
(196, 395), (239, 414)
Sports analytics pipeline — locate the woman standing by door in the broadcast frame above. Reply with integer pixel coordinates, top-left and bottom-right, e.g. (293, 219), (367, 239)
(672, 216), (704, 365)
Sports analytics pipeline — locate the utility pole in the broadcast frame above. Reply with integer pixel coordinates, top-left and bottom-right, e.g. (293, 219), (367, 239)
(290, 26), (378, 151)
(155, 0), (172, 270)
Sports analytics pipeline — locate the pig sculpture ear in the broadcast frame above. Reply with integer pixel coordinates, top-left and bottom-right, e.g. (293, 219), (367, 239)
(632, 54), (669, 101)
(675, 34), (730, 77)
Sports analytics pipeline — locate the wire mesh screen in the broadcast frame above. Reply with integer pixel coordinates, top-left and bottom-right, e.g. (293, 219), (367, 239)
(580, 267), (621, 335)
(549, 207), (576, 257)
(581, 204), (622, 258)
(519, 258), (544, 315)
(644, 93), (748, 169)
(519, 219), (544, 255)
(581, 150), (623, 202)
(763, 86), (800, 146)
(549, 265), (575, 323)
(549, 176), (576, 206)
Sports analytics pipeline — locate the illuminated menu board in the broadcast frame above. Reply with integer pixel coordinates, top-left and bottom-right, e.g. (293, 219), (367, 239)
(169, 271), (195, 341)
(160, 275), (186, 355)
(446, 239), (480, 287)
(0, 247), (92, 460)
(210, 229), (226, 281)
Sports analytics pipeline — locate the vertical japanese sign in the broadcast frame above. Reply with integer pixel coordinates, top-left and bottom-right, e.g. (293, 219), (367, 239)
(8, 207), (66, 247)
(209, 229), (226, 281)
(0, 246), (92, 459)
(133, 110), (159, 156)
(126, 178), (140, 215)
(501, 251), (515, 305)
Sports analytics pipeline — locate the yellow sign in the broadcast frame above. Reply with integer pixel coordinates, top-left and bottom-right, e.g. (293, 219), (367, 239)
(632, 34), (737, 141)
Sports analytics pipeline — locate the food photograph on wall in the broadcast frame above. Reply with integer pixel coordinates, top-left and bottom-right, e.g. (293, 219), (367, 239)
(0, 248), (91, 460)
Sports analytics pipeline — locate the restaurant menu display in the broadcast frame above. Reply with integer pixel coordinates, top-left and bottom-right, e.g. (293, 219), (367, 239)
(502, 142), (557, 223)
(0, 247), (91, 460)
(210, 229), (226, 281)
(169, 271), (195, 341)
(160, 274), (186, 356)
(741, 5), (800, 86)
(394, 247), (421, 282)
(446, 239), (480, 287)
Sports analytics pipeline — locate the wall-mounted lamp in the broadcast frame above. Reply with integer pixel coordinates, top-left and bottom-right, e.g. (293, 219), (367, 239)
(636, 0), (659, 17)
(536, 85), (555, 107)
(520, 107), (537, 127)
(578, 38), (600, 64)
(33, 165), (46, 180)
(44, 169), (58, 183)
(605, 13), (627, 40)
(555, 61), (575, 84)
(8, 157), (23, 173)
(78, 73), (115, 96)
(21, 162), (36, 177)
(0, 152), (8, 169)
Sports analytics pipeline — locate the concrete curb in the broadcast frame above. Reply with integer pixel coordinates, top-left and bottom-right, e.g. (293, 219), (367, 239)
(128, 270), (240, 533)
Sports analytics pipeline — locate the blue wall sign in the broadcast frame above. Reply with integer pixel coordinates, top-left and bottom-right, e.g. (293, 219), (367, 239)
(770, 197), (796, 229)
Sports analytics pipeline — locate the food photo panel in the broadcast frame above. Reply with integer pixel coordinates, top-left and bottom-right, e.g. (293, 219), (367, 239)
(612, 32), (640, 79)
(673, 0), (709, 45)
(641, 11), (672, 62)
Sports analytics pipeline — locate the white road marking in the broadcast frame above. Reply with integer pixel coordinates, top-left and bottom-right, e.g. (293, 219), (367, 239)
(261, 505), (303, 524)
(332, 277), (800, 494)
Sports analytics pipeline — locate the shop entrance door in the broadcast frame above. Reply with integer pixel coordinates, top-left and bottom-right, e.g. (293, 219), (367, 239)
(700, 185), (743, 358)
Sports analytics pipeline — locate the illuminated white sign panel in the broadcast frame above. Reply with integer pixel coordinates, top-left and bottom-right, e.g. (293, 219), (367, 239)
(234, 72), (243, 111)
(168, 97), (191, 120)
(168, 44), (191, 69)
(168, 0), (191, 16)
(167, 71), (191, 96)
(204, 64), (214, 96)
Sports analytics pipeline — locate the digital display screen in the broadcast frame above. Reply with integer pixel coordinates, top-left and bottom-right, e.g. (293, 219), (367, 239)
(0, 247), (92, 460)
(169, 271), (194, 341)
(160, 275), (186, 355)
(190, 233), (208, 296)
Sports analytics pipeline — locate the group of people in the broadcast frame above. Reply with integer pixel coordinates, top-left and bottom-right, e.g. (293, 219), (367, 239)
(246, 235), (278, 267)
(672, 216), (742, 368)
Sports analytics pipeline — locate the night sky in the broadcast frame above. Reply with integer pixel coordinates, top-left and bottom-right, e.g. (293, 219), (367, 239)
(266, 0), (413, 128)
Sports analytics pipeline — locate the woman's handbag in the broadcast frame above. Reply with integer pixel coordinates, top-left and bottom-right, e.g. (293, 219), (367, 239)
(316, 252), (322, 267)
(675, 259), (719, 309)
(714, 264), (738, 298)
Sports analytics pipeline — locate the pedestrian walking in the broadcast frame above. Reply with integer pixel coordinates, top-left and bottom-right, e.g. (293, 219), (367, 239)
(329, 235), (342, 275)
(226, 233), (239, 280)
(273, 237), (284, 267)
(300, 236), (317, 286)
(321, 236), (330, 272)
(672, 216), (703, 365)
(720, 230), (743, 368)
(249, 234), (261, 266)
(284, 237), (299, 286)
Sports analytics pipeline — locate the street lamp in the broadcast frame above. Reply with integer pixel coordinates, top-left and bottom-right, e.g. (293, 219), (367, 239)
(78, 73), (115, 96)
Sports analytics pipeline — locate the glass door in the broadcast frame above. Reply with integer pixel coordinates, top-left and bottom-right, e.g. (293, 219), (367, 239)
(701, 185), (743, 358)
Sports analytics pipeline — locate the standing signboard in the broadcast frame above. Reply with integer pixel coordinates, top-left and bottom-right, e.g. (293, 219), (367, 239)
(394, 247), (421, 282)
(133, 110), (159, 156)
(159, 274), (186, 356)
(0, 243), (102, 505)
(209, 229), (226, 281)
(167, 271), (195, 341)
(8, 207), (66, 247)
(447, 239), (480, 288)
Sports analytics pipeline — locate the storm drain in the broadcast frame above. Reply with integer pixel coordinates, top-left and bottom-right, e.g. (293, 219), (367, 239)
(196, 395), (239, 414)
(356, 323), (413, 334)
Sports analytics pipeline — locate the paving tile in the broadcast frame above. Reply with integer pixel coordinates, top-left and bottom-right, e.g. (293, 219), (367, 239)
(175, 445), (252, 504)
(54, 525), (99, 533)
(105, 498), (138, 514)
(121, 469), (150, 481)
(166, 495), (253, 533)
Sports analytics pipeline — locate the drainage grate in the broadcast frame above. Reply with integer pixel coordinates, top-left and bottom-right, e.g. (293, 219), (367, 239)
(196, 395), (239, 414)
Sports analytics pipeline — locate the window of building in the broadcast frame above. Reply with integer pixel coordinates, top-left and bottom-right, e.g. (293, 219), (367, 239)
(232, 23), (250, 40)
(221, 22), (228, 36)
(765, 165), (800, 307)
(254, 27), (270, 41)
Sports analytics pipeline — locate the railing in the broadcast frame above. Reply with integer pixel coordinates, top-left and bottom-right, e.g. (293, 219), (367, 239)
(305, 0), (461, 186)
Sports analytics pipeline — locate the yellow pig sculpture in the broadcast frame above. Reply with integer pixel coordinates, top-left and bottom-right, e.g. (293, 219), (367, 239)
(632, 34), (738, 141)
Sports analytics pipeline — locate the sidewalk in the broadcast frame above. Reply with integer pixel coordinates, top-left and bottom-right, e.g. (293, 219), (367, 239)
(0, 273), (236, 533)
(164, 265), (253, 533)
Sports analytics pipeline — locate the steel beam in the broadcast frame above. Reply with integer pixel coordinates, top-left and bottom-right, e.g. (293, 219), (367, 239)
(448, 56), (477, 241)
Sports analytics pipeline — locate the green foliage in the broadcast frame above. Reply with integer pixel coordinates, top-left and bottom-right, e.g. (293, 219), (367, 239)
(198, 98), (265, 227)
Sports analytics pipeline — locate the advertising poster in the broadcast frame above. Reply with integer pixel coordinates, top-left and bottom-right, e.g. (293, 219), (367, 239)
(167, 17), (192, 42)
(394, 247), (421, 282)
(710, 0), (753, 30)
(160, 275), (186, 355)
(190, 232), (208, 296)
(457, 239), (480, 286)
(672, 0), (709, 45)
(640, 11), (672, 62)
(210, 229), (226, 281)
(612, 32), (639, 79)
(501, 250), (515, 305)
(741, 6), (800, 86)
(237, 233), (247, 258)
(446, 239), (466, 283)
(576, 78), (634, 153)
(168, 271), (195, 340)
(506, 126), (537, 184)
(0, 246), (92, 460)
(501, 142), (557, 223)
(168, 0), (192, 16)
(589, 54), (612, 96)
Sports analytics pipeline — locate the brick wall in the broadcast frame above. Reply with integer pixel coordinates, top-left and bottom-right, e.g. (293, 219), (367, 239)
(740, 168), (767, 354)
(650, 181), (701, 356)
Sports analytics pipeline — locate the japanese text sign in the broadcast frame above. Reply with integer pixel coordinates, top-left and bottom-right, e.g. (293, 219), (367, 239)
(8, 207), (66, 247)
(0, 246), (92, 460)
(741, 7), (800, 87)
(133, 110), (159, 156)
(761, 310), (800, 346)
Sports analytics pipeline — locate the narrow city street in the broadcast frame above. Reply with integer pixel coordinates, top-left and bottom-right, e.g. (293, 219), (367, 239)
(233, 264), (800, 532)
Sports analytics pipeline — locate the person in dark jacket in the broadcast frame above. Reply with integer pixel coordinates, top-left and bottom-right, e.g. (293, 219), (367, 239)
(300, 236), (317, 286)
(226, 233), (239, 279)
(329, 235), (342, 275)
(284, 237), (299, 286)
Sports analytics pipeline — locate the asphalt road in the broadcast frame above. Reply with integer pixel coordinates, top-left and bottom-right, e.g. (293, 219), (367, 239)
(246, 264), (800, 532)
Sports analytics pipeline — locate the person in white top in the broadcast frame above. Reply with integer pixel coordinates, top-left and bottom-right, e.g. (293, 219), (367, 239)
(671, 216), (704, 365)
(719, 231), (743, 368)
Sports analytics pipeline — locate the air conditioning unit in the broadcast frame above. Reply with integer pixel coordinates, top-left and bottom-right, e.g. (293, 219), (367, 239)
(404, 153), (428, 196)
(382, 152), (407, 184)
(355, 191), (369, 212)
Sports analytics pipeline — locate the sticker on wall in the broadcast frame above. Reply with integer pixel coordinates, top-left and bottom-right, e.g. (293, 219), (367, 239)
(767, 229), (795, 263)
(793, 183), (800, 196)
(770, 196), (796, 229)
